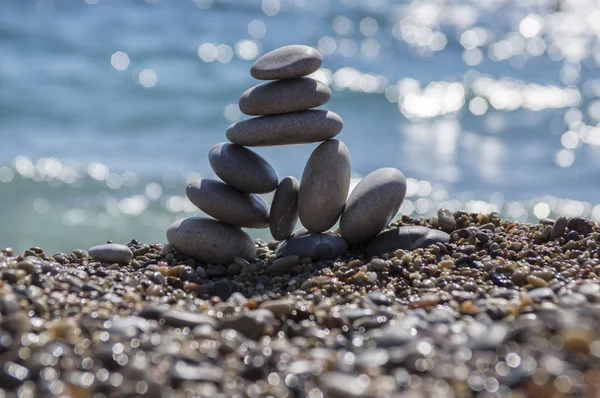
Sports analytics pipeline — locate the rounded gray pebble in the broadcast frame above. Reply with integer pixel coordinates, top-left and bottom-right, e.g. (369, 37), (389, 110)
(186, 179), (269, 229)
(276, 233), (347, 260)
(226, 110), (343, 147)
(298, 139), (351, 233)
(208, 142), (278, 193)
(339, 168), (406, 244)
(250, 45), (322, 80)
(366, 226), (450, 257)
(166, 217), (256, 264)
(269, 255), (299, 275)
(269, 176), (300, 241)
(550, 216), (567, 240)
(239, 77), (331, 116)
(88, 243), (133, 264)
(438, 208), (457, 230)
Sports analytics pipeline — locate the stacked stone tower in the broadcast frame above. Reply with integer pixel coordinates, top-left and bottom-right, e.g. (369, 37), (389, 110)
(167, 45), (408, 265)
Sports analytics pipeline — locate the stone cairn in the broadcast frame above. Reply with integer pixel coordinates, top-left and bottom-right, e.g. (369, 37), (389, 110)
(166, 45), (447, 266)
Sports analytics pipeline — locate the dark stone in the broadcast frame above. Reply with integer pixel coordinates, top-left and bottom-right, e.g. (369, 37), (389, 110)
(366, 226), (450, 257)
(277, 233), (347, 260)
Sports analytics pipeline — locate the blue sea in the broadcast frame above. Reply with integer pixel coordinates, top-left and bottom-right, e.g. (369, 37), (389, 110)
(1, 0), (600, 253)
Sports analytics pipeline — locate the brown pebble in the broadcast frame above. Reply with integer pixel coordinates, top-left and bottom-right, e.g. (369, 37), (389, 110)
(526, 275), (548, 288)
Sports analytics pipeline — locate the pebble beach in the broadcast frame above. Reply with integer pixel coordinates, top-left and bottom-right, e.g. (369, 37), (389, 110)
(2, 212), (600, 397)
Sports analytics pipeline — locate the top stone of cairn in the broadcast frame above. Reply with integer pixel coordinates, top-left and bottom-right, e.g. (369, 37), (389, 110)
(251, 45), (323, 80)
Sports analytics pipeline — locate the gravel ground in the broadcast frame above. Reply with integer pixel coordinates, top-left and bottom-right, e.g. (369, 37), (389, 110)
(2, 212), (600, 397)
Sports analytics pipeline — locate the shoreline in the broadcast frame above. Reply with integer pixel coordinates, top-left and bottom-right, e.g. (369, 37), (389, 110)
(1, 213), (600, 396)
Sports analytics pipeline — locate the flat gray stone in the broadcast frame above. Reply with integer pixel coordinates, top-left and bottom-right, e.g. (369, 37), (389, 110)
(339, 168), (406, 244)
(186, 179), (269, 228)
(251, 45), (322, 80)
(366, 226), (450, 257)
(88, 243), (133, 264)
(269, 255), (299, 275)
(298, 139), (351, 233)
(269, 176), (300, 241)
(166, 217), (256, 264)
(276, 233), (347, 260)
(239, 77), (331, 116)
(226, 110), (343, 147)
(209, 142), (278, 193)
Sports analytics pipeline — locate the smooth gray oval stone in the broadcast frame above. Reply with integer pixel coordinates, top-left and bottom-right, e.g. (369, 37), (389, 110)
(239, 77), (331, 116)
(166, 217), (256, 264)
(276, 233), (347, 260)
(269, 176), (300, 240)
(251, 45), (322, 80)
(226, 110), (343, 147)
(88, 243), (133, 264)
(366, 226), (450, 257)
(186, 179), (269, 228)
(340, 168), (406, 244)
(209, 142), (278, 193)
(298, 139), (351, 233)
(438, 208), (457, 230)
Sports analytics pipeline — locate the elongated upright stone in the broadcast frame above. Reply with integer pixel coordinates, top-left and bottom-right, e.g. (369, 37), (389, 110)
(226, 110), (343, 147)
(340, 168), (407, 244)
(186, 179), (269, 229)
(251, 45), (322, 80)
(239, 78), (331, 116)
(167, 217), (256, 264)
(269, 176), (300, 241)
(209, 142), (278, 193)
(298, 139), (351, 233)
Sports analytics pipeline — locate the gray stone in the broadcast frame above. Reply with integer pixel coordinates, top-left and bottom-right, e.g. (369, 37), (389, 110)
(186, 179), (269, 228)
(298, 139), (351, 232)
(269, 176), (300, 240)
(166, 217), (256, 264)
(438, 208), (457, 230)
(88, 243), (133, 264)
(163, 310), (217, 328)
(208, 280), (242, 301)
(320, 372), (368, 398)
(171, 359), (223, 383)
(339, 168), (406, 244)
(259, 298), (295, 316)
(366, 226), (450, 257)
(206, 264), (227, 278)
(550, 216), (567, 239)
(277, 233), (347, 260)
(370, 322), (415, 348)
(250, 45), (322, 80)
(219, 309), (275, 340)
(208, 142), (278, 193)
(226, 110), (343, 147)
(269, 255), (299, 275)
(239, 77), (331, 116)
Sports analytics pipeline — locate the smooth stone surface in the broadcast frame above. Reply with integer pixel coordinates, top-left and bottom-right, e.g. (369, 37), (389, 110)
(339, 168), (406, 244)
(269, 176), (300, 240)
(88, 243), (133, 264)
(269, 255), (299, 275)
(219, 309), (275, 340)
(551, 216), (568, 240)
(276, 233), (347, 260)
(166, 217), (256, 264)
(298, 139), (351, 233)
(366, 226), (450, 257)
(438, 208), (457, 230)
(186, 179), (269, 228)
(239, 77), (331, 116)
(163, 310), (217, 329)
(250, 45), (322, 80)
(208, 142), (278, 193)
(226, 110), (343, 147)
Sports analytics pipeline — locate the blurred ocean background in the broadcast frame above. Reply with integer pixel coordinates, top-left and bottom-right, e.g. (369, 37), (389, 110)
(1, 0), (600, 253)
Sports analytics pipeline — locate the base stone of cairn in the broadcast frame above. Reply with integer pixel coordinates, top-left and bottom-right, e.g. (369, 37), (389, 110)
(167, 44), (450, 266)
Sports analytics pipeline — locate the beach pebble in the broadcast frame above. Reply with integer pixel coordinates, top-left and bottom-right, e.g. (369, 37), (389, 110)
(88, 243), (133, 264)
(166, 217), (256, 264)
(208, 280), (242, 301)
(320, 372), (368, 398)
(340, 168), (406, 244)
(208, 142), (278, 193)
(186, 179), (269, 228)
(550, 216), (567, 240)
(260, 298), (295, 316)
(226, 110), (343, 146)
(438, 208), (457, 230)
(250, 44), (322, 80)
(269, 255), (299, 275)
(163, 310), (217, 329)
(366, 226), (450, 257)
(277, 233), (347, 260)
(269, 176), (300, 241)
(567, 217), (593, 236)
(239, 77), (331, 116)
(219, 309), (275, 340)
(298, 139), (351, 232)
